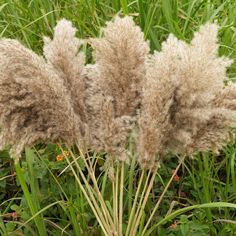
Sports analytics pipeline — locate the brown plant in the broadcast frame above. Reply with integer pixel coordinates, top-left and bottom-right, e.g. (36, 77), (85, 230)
(0, 20), (87, 160)
(85, 16), (149, 161)
(138, 23), (236, 169)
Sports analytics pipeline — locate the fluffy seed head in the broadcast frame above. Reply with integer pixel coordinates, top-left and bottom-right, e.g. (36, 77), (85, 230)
(138, 23), (235, 169)
(85, 16), (149, 161)
(43, 19), (88, 125)
(0, 20), (87, 160)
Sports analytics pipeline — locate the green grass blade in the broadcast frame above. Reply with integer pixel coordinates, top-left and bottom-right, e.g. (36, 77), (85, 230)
(15, 160), (47, 236)
(145, 202), (236, 236)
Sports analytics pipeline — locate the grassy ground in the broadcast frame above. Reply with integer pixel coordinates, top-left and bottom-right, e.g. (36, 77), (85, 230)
(0, 0), (236, 235)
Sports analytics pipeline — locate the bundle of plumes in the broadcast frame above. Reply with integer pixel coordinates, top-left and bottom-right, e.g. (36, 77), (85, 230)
(0, 16), (149, 163)
(139, 23), (236, 169)
(0, 16), (236, 168)
(85, 16), (149, 161)
(0, 19), (88, 160)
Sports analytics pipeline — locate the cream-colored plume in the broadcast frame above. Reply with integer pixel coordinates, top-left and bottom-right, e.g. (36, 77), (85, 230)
(0, 19), (87, 160)
(1, 18), (235, 168)
(85, 16), (149, 161)
(138, 23), (235, 169)
(43, 19), (88, 127)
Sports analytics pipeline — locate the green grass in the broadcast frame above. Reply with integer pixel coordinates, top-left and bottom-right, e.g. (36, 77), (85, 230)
(0, 0), (236, 235)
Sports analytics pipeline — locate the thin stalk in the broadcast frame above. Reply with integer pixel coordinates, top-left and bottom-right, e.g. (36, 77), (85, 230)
(141, 156), (186, 236)
(112, 167), (117, 232)
(129, 170), (151, 235)
(125, 170), (145, 236)
(66, 154), (109, 234)
(67, 153), (111, 232)
(58, 145), (111, 235)
(128, 155), (136, 216)
(119, 161), (124, 236)
(120, 0), (128, 14)
(65, 154), (110, 235)
(115, 163), (119, 234)
(137, 211), (146, 236)
(74, 147), (115, 233)
(75, 145), (115, 231)
(131, 167), (158, 236)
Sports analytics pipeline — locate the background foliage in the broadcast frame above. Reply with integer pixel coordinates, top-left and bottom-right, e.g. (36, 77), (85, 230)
(0, 0), (236, 235)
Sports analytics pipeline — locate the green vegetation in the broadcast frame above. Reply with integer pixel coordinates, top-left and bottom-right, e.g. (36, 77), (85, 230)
(0, 0), (236, 235)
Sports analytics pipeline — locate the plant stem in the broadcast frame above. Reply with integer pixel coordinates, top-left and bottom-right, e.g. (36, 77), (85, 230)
(125, 170), (144, 236)
(119, 161), (124, 236)
(58, 145), (111, 235)
(129, 170), (151, 235)
(142, 156), (186, 236)
(128, 155), (136, 216)
(115, 163), (119, 234)
(112, 163), (117, 233)
(130, 167), (157, 236)
(75, 145), (115, 232)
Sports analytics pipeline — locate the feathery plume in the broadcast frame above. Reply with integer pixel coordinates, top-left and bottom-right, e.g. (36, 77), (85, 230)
(85, 16), (149, 161)
(43, 19), (88, 125)
(138, 23), (235, 169)
(0, 20), (87, 160)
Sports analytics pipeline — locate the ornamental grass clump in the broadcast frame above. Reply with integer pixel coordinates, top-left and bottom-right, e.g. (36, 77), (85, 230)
(0, 19), (87, 161)
(85, 16), (149, 161)
(1, 15), (236, 236)
(0, 19), (115, 236)
(43, 19), (88, 126)
(138, 23), (236, 169)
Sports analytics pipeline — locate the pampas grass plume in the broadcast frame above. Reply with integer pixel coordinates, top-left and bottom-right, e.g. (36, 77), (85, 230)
(138, 23), (235, 169)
